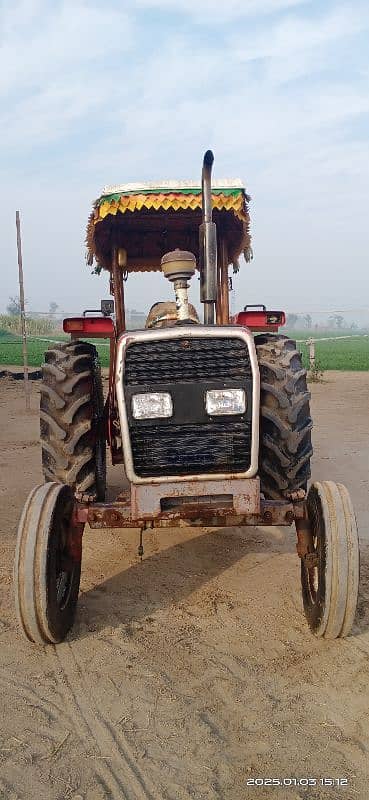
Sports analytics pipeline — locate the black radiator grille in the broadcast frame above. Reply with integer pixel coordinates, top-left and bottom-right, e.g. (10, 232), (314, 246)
(124, 335), (253, 477)
(130, 422), (252, 477)
(124, 337), (252, 385)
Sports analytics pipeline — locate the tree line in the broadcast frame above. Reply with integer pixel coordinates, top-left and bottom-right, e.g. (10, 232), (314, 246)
(286, 313), (359, 331)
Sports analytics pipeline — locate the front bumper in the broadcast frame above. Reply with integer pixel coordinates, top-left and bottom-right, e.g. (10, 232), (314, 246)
(75, 477), (305, 529)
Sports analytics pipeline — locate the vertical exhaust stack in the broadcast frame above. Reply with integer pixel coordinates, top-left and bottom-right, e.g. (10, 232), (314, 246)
(199, 150), (217, 324)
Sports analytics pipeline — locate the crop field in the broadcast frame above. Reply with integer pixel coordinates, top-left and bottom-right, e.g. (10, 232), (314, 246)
(0, 331), (112, 368)
(290, 330), (369, 371)
(0, 331), (55, 368)
(0, 328), (368, 371)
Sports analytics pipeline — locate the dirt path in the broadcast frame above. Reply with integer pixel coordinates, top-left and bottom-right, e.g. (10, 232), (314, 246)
(0, 372), (368, 800)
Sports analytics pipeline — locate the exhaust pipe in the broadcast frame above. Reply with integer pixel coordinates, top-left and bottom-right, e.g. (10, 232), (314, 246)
(199, 150), (217, 324)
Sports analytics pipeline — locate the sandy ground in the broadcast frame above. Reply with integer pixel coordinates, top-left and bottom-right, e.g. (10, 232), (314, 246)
(0, 371), (368, 800)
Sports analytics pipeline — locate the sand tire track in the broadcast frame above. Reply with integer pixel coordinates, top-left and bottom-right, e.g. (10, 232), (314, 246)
(50, 642), (163, 800)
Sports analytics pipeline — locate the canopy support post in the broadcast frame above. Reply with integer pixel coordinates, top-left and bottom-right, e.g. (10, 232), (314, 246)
(16, 210), (30, 411)
(216, 238), (229, 325)
(112, 246), (126, 334)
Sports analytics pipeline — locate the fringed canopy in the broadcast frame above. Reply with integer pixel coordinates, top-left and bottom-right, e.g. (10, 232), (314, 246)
(86, 180), (251, 273)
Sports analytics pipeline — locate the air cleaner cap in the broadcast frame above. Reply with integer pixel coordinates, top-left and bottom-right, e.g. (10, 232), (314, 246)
(161, 249), (196, 282)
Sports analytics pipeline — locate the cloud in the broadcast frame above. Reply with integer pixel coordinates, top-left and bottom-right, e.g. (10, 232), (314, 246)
(1, 0), (368, 313)
(135, 0), (307, 23)
(77, 30), (369, 194)
(0, 1), (134, 156)
(2, 2), (368, 165)
(232, 4), (369, 84)
(0, 1), (133, 97)
(233, 5), (369, 62)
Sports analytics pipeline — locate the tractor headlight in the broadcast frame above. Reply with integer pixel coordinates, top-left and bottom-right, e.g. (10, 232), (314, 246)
(205, 388), (246, 416)
(132, 392), (173, 420)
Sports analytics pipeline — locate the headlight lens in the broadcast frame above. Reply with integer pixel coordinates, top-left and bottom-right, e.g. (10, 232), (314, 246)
(205, 388), (246, 416)
(132, 392), (173, 420)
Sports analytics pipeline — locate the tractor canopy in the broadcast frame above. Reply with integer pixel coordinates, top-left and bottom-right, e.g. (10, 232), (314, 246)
(86, 179), (251, 274)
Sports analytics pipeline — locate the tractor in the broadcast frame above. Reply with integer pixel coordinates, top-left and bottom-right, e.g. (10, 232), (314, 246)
(14, 151), (359, 644)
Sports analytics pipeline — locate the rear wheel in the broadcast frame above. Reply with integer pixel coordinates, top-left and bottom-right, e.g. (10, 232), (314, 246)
(40, 341), (106, 501)
(255, 334), (313, 501)
(301, 481), (359, 638)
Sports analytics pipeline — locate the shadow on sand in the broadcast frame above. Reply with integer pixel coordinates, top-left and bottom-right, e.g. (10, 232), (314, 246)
(74, 525), (296, 639)
(73, 527), (369, 640)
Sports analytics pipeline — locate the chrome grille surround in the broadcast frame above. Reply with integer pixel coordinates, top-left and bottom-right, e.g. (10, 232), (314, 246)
(115, 326), (260, 485)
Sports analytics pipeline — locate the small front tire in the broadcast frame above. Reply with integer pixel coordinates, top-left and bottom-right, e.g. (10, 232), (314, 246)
(14, 482), (82, 644)
(301, 481), (359, 638)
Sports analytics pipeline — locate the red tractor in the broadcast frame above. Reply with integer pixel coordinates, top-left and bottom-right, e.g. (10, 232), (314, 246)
(14, 151), (359, 644)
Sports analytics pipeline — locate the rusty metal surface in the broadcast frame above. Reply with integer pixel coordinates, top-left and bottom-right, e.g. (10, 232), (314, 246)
(295, 517), (315, 559)
(69, 505), (86, 563)
(303, 552), (319, 569)
(130, 477), (260, 520)
(75, 482), (305, 530)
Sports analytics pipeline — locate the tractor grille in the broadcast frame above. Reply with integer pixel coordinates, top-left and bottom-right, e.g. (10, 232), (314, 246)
(130, 421), (252, 477)
(124, 337), (252, 384)
(124, 336), (252, 478)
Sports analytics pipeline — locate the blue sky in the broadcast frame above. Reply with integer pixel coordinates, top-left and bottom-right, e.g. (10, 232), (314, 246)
(1, 0), (369, 316)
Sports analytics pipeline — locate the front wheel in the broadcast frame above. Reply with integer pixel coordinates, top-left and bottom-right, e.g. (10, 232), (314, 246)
(301, 481), (360, 638)
(14, 483), (83, 644)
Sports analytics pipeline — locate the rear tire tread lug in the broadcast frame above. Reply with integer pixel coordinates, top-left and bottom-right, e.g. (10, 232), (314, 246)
(255, 333), (313, 501)
(39, 341), (106, 501)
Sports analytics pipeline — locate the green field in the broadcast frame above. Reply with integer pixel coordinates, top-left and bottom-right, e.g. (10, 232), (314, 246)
(0, 329), (368, 371)
(0, 331), (112, 369)
(288, 330), (369, 371)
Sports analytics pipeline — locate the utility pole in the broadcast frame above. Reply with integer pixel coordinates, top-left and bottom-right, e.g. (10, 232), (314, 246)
(16, 210), (30, 410)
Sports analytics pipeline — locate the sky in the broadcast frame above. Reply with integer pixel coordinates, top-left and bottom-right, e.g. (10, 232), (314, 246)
(1, 0), (369, 318)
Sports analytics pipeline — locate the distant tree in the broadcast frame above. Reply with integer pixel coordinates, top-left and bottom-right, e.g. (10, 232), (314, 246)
(328, 314), (346, 330)
(350, 322), (358, 330)
(6, 295), (27, 315)
(287, 313), (298, 329)
(304, 314), (312, 329)
(329, 314), (345, 329)
(335, 315), (345, 329)
(49, 301), (59, 316)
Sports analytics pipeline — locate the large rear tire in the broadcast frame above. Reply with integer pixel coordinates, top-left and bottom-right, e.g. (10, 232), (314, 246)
(255, 334), (313, 500)
(40, 341), (106, 501)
